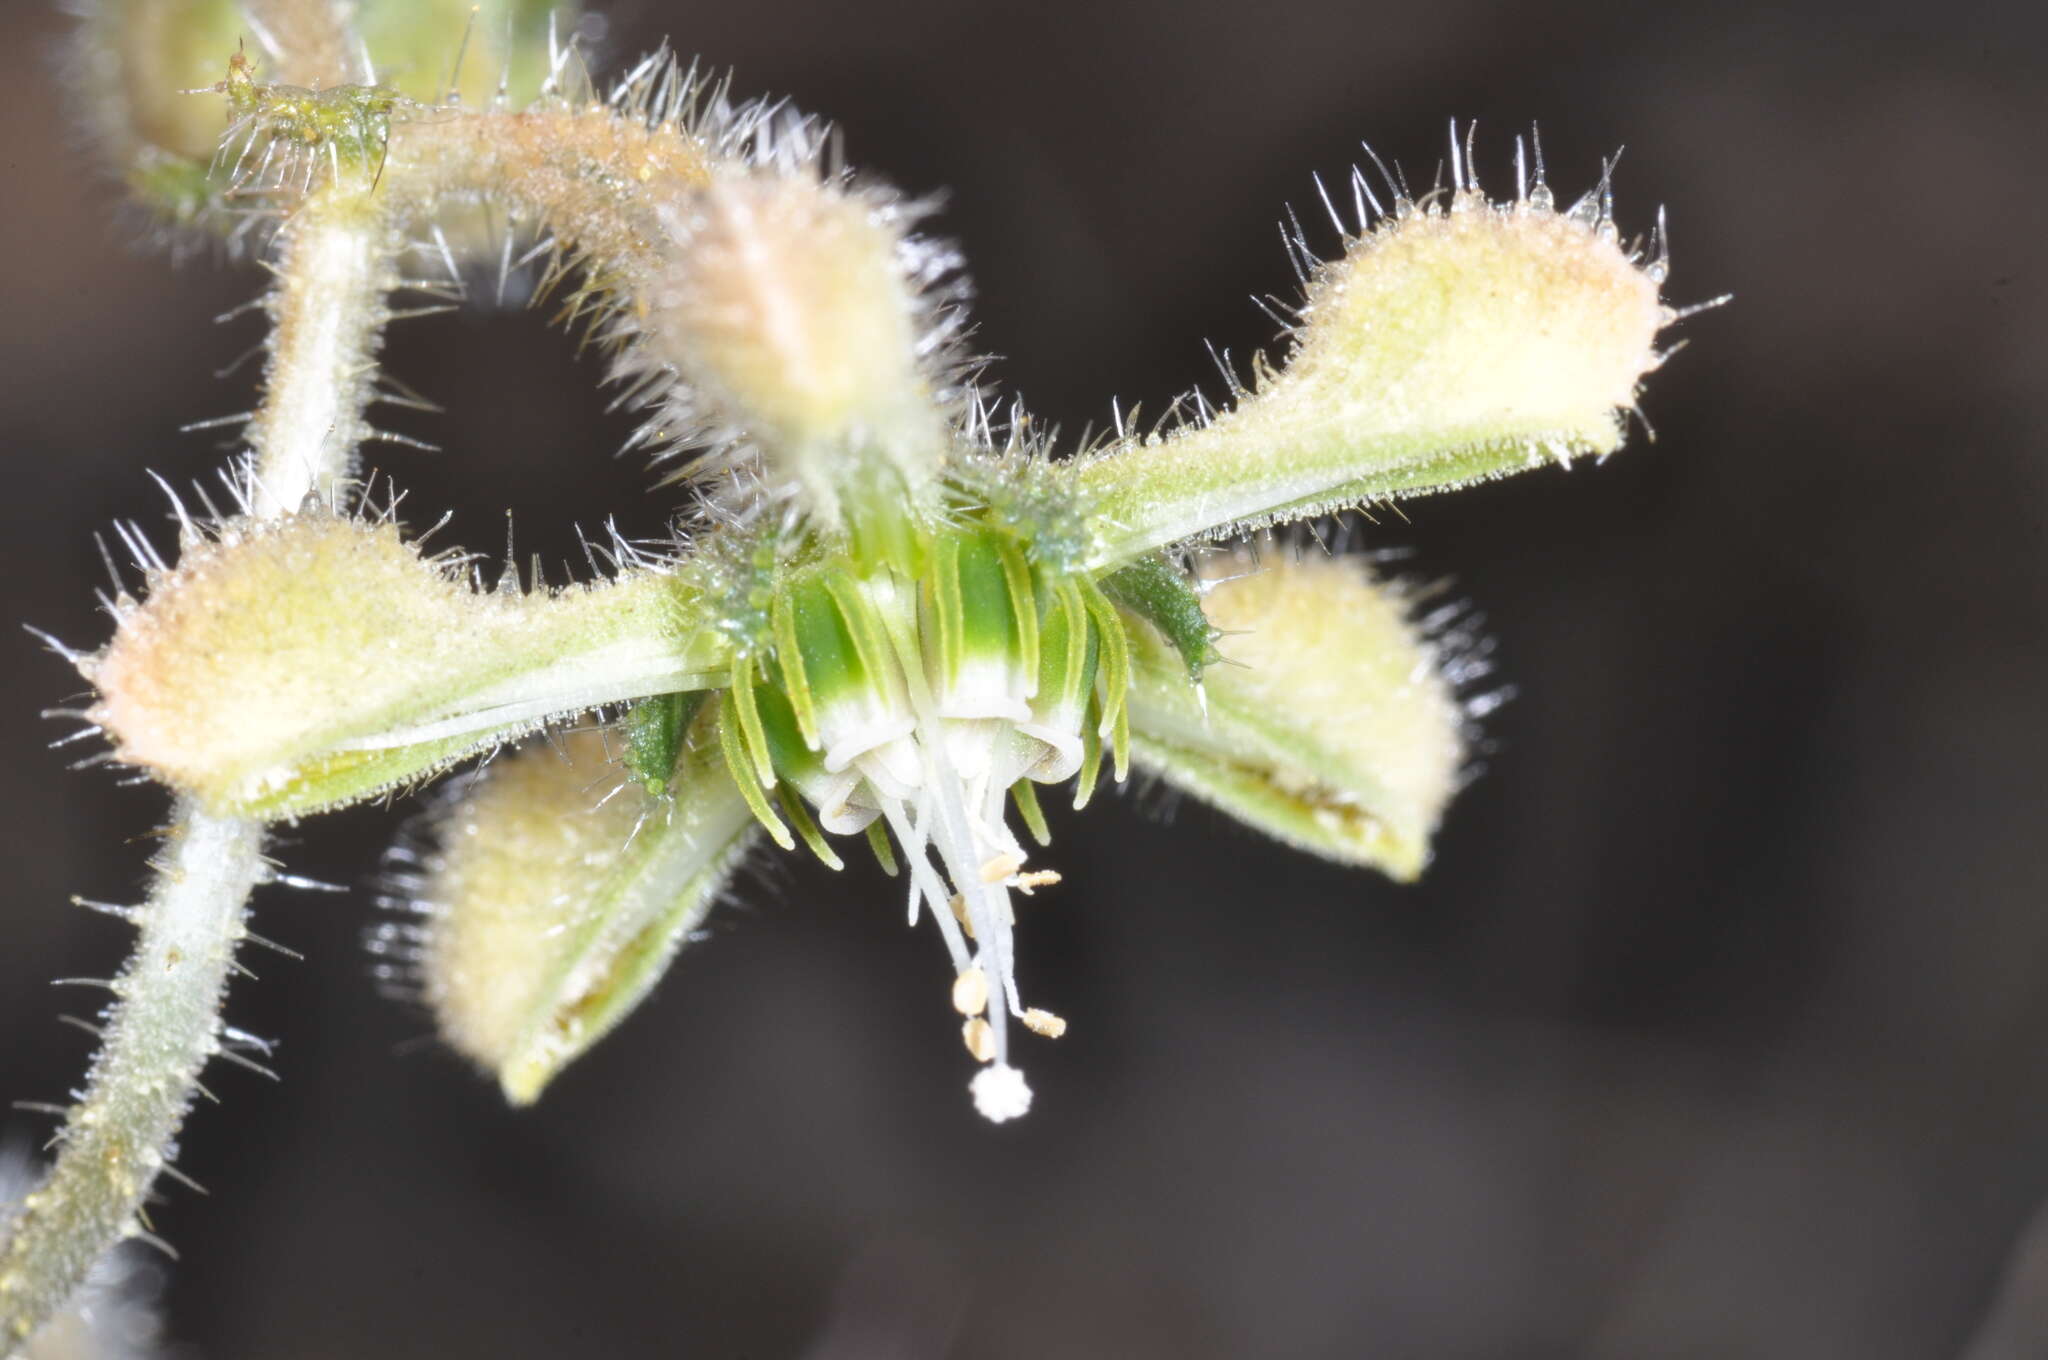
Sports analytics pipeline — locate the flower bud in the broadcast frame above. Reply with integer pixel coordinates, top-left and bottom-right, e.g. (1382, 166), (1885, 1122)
(394, 725), (755, 1104)
(647, 173), (960, 554)
(1123, 545), (1466, 880)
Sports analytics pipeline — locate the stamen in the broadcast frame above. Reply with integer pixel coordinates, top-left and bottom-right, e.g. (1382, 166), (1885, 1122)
(1013, 870), (1061, 894)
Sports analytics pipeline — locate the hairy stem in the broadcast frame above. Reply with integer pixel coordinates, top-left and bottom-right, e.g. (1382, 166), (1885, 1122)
(2, 50), (402, 1349)
(0, 810), (266, 1354)
(245, 186), (399, 515)
(387, 108), (712, 281)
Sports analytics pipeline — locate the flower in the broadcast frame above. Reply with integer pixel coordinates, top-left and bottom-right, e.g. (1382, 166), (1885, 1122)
(86, 104), (1684, 1118)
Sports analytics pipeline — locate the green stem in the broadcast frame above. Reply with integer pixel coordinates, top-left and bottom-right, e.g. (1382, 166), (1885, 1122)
(244, 186), (399, 515)
(0, 809), (266, 1355)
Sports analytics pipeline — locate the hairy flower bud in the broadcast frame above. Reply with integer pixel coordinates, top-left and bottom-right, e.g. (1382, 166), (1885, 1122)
(388, 725), (755, 1104)
(646, 173), (963, 554)
(1124, 545), (1466, 880)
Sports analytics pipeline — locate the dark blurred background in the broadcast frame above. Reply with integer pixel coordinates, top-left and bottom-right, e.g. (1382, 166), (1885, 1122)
(3, 0), (2045, 1356)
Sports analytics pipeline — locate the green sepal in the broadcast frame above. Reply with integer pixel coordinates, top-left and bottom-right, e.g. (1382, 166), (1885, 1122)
(1065, 191), (1668, 571)
(233, 729), (520, 821)
(90, 516), (733, 817)
(126, 149), (221, 230)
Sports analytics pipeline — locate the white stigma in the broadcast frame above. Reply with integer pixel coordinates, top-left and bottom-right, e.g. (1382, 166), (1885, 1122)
(970, 1062), (1033, 1122)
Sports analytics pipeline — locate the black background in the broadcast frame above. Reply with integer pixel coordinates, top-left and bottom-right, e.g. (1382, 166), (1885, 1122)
(3, 0), (2045, 1356)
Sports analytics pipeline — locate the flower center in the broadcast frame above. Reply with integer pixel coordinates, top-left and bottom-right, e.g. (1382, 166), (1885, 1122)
(715, 527), (1130, 1118)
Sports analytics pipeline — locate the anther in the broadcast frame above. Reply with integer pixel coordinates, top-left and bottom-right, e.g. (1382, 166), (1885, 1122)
(979, 852), (1023, 883)
(952, 967), (989, 1017)
(1022, 1008), (1067, 1039)
(949, 892), (976, 940)
(1013, 870), (1061, 894)
(961, 1016), (996, 1063)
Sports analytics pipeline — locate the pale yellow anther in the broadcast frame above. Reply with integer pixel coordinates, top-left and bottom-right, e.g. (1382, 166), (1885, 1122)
(1022, 1008), (1067, 1039)
(1012, 870), (1062, 894)
(952, 967), (989, 1017)
(949, 892), (976, 941)
(980, 852), (1024, 883)
(962, 1016), (996, 1063)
